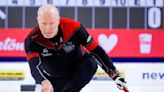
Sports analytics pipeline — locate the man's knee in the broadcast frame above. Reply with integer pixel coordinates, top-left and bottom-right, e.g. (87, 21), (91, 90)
(61, 57), (98, 92)
(79, 57), (98, 79)
(86, 58), (98, 74)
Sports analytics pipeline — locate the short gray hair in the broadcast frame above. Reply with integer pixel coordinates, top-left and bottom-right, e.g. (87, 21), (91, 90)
(37, 4), (59, 19)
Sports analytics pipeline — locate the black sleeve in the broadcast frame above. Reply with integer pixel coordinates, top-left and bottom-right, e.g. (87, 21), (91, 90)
(25, 38), (46, 84)
(90, 46), (116, 72)
(76, 25), (93, 46)
(28, 57), (46, 84)
(24, 38), (39, 54)
(76, 25), (116, 73)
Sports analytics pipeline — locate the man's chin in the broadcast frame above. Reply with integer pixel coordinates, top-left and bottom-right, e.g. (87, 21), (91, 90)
(42, 32), (57, 39)
(43, 35), (54, 39)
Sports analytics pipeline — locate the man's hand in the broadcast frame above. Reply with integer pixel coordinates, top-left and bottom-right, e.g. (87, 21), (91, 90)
(107, 69), (129, 92)
(113, 75), (129, 92)
(41, 79), (53, 92)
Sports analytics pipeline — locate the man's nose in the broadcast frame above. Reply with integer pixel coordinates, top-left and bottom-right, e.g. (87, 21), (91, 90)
(45, 25), (51, 31)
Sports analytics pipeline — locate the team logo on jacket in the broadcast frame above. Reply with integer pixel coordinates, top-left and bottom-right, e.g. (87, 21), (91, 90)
(63, 42), (75, 53)
(41, 48), (52, 57)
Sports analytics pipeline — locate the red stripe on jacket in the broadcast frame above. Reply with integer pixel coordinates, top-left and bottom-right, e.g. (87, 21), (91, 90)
(26, 52), (40, 61)
(85, 41), (98, 51)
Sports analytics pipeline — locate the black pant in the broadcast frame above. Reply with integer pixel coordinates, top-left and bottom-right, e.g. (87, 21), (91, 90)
(46, 56), (98, 92)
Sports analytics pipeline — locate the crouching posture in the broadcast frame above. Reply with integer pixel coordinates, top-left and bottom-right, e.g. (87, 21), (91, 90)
(24, 4), (128, 92)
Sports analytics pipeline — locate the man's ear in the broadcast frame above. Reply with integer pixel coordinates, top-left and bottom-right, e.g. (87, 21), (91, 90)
(57, 16), (60, 24)
(58, 16), (60, 22)
(36, 17), (40, 23)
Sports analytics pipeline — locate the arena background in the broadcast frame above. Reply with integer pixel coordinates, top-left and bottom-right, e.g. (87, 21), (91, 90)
(0, 0), (164, 92)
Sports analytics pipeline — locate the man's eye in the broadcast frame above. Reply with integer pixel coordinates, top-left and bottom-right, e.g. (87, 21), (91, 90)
(43, 23), (47, 25)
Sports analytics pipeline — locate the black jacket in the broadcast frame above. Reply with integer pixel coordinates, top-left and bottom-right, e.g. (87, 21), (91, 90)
(24, 18), (115, 84)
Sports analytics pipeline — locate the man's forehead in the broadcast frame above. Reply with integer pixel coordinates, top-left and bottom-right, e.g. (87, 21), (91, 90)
(38, 5), (57, 17)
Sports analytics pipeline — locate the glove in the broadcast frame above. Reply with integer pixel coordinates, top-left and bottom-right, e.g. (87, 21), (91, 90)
(107, 69), (129, 92)
(113, 75), (127, 90)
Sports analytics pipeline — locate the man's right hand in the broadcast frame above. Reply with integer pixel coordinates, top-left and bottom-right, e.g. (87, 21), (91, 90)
(41, 79), (53, 92)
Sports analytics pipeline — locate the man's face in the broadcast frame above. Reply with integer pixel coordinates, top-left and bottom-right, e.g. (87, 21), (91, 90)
(37, 15), (60, 39)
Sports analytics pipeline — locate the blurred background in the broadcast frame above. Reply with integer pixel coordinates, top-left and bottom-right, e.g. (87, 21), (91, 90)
(0, 0), (164, 92)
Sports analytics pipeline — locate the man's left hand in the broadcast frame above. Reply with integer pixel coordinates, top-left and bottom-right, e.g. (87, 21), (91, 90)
(113, 75), (128, 92)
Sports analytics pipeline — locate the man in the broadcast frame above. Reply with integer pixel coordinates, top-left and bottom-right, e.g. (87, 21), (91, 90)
(24, 4), (128, 92)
